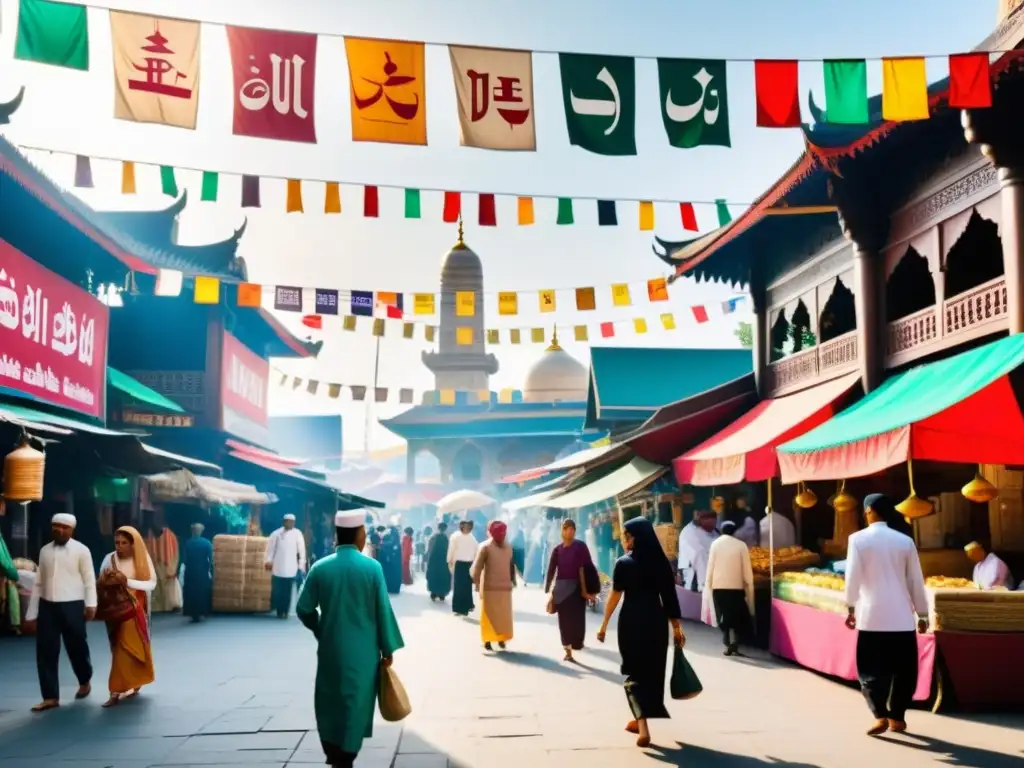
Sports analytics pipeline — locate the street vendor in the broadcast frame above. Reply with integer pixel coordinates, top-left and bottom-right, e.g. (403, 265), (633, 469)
(965, 541), (1015, 590)
(678, 509), (718, 592)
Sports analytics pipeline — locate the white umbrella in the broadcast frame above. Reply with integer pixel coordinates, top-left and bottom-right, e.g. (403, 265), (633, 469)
(435, 489), (497, 515)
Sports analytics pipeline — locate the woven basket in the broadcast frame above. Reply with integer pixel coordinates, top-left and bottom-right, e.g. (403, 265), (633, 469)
(212, 535), (271, 613)
(3, 439), (44, 502)
(932, 589), (1024, 632)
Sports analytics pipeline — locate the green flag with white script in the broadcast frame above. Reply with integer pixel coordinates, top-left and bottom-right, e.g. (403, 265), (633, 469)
(658, 58), (731, 149)
(14, 0), (90, 71)
(559, 53), (636, 156)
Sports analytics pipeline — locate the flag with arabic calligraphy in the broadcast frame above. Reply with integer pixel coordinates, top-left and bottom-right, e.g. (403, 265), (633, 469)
(558, 53), (635, 156)
(226, 26), (317, 143)
(110, 12), (201, 129)
(449, 46), (535, 151)
(345, 37), (426, 145)
(657, 58), (730, 149)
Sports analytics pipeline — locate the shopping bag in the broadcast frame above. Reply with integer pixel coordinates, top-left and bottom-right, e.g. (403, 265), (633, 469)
(669, 646), (703, 700)
(378, 664), (412, 722)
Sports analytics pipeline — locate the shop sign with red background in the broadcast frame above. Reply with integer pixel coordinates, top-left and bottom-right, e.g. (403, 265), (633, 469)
(0, 238), (109, 419)
(220, 330), (269, 444)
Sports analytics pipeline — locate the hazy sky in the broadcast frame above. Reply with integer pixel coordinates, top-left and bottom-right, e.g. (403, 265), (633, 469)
(0, 0), (998, 451)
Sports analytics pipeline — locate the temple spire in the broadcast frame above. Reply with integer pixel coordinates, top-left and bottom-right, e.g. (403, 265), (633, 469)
(548, 325), (562, 351)
(455, 215), (465, 249)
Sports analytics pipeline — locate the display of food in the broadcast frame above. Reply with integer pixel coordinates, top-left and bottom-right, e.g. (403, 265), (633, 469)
(772, 579), (847, 615)
(926, 576), (975, 589)
(212, 535), (272, 613)
(749, 546), (821, 576)
(776, 570), (845, 591)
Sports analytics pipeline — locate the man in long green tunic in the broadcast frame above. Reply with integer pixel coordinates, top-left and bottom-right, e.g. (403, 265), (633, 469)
(296, 509), (405, 768)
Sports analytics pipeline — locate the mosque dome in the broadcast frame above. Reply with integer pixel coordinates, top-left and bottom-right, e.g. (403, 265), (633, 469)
(523, 331), (589, 403)
(440, 218), (482, 285)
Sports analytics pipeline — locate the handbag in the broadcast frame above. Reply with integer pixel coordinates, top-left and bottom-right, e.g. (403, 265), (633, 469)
(583, 561), (601, 596)
(378, 663), (412, 722)
(96, 561), (136, 624)
(670, 645), (703, 700)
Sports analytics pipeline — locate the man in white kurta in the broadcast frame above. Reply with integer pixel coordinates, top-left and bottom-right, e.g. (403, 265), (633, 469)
(678, 510), (719, 592)
(759, 509), (797, 550)
(265, 513), (307, 618)
(965, 542), (1015, 590)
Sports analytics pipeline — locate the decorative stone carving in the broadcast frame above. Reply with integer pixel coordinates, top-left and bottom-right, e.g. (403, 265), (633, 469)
(898, 165), (999, 233)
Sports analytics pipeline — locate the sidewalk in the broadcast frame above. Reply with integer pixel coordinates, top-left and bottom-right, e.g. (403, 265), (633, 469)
(0, 583), (1021, 767)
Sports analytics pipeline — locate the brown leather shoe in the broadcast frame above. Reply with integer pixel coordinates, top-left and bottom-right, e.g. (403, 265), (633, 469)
(888, 719), (907, 733)
(866, 719), (889, 736)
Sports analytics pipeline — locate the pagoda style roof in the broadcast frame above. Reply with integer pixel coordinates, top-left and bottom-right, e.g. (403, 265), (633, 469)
(380, 400), (601, 441)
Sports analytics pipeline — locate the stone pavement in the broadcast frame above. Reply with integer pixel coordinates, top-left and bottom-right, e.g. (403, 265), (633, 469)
(0, 582), (1022, 767)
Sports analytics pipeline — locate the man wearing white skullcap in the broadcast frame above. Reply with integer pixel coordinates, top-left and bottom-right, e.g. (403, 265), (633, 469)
(24, 512), (97, 712)
(264, 513), (306, 618)
(297, 509), (404, 768)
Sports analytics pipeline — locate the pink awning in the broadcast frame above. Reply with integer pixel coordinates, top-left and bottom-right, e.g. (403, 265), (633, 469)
(674, 373), (860, 486)
(224, 438), (306, 467)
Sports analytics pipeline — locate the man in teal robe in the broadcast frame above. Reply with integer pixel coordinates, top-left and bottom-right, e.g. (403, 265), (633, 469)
(181, 523), (213, 623)
(297, 509), (405, 768)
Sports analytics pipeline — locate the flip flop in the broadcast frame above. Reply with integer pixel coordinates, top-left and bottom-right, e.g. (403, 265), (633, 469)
(31, 701), (59, 713)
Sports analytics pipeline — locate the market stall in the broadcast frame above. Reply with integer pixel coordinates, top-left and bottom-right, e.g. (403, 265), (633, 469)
(773, 335), (1024, 711)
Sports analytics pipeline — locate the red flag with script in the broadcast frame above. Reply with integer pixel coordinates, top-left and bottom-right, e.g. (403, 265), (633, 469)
(227, 26), (317, 143)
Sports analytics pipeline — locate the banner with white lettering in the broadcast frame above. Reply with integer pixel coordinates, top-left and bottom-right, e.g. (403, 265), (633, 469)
(110, 11), (201, 129)
(449, 46), (535, 151)
(220, 330), (269, 444)
(0, 238), (109, 418)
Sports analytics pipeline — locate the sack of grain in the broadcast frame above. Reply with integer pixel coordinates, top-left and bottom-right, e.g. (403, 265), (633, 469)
(212, 535), (271, 613)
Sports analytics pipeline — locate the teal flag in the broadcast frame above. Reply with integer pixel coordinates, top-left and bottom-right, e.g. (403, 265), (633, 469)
(559, 54), (636, 156)
(404, 188), (421, 219)
(14, 0), (89, 71)
(824, 60), (869, 124)
(658, 59), (731, 148)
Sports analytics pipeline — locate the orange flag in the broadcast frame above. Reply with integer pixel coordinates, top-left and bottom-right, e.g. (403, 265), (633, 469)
(345, 38), (427, 145)
(237, 283), (262, 308)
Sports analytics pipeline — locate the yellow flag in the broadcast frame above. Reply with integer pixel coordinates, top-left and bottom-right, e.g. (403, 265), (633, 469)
(633, 317), (648, 334)
(425, 325), (436, 342)
(402, 323), (415, 339)
(343, 315), (357, 331)
(413, 293), (435, 315)
(477, 389), (491, 404)
(456, 291), (475, 317)
(121, 161), (136, 194)
(439, 389), (456, 406)
(372, 318), (386, 337)
(531, 327), (545, 344)
(539, 289), (556, 313)
(611, 284), (631, 307)
(574, 325), (588, 342)
(660, 313), (676, 330)
(498, 291), (518, 316)
(638, 201), (655, 231)
(499, 388), (514, 404)
(345, 38), (427, 145)
(517, 197), (535, 225)
(487, 329), (499, 344)
(324, 182), (342, 213)
(509, 329), (521, 345)
(193, 276), (219, 305)
(882, 57), (929, 122)
(286, 179), (303, 213)
(456, 327), (474, 345)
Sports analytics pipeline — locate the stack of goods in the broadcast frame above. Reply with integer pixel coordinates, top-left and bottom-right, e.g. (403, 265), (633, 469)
(772, 571), (847, 614)
(212, 535), (271, 613)
(749, 546), (821, 578)
(926, 576), (974, 589)
(655, 523), (679, 559)
(931, 588), (1024, 632)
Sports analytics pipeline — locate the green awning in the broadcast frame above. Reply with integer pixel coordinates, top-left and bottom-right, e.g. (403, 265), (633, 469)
(108, 367), (184, 414)
(544, 456), (667, 510)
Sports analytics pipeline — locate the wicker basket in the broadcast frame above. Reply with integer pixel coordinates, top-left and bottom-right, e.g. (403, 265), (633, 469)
(212, 535), (271, 613)
(931, 588), (1024, 632)
(3, 439), (44, 502)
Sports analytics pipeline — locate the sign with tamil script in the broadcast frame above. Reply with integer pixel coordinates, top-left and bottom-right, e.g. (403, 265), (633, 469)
(0, 238), (109, 418)
(220, 330), (269, 445)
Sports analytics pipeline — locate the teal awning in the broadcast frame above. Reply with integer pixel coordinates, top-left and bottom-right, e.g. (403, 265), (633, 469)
(544, 456), (667, 510)
(108, 367), (185, 413)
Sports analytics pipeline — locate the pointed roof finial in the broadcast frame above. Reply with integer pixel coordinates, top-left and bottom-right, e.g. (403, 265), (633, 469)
(547, 325), (562, 351)
(455, 215), (465, 249)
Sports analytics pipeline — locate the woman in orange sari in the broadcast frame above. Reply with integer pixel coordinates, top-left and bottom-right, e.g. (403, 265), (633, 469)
(98, 526), (157, 708)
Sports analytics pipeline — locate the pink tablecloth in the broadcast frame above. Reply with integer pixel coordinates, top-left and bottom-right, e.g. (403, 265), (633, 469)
(676, 585), (703, 622)
(769, 598), (936, 702)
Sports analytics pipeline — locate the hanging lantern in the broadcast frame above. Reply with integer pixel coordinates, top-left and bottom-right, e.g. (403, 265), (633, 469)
(829, 479), (857, 514)
(3, 436), (45, 502)
(961, 466), (998, 504)
(794, 481), (818, 509)
(896, 457), (934, 520)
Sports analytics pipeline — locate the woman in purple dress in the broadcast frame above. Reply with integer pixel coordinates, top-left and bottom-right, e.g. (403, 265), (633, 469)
(545, 519), (597, 662)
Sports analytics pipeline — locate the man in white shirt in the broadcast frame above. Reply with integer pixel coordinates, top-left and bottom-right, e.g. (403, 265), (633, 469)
(23, 513), (97, 712)
(448, 519), (479, 616)
(759, 508), (797, 550)
(264, 513), (307, 618)
(678, 510), (718, 592)
(965, 541), (1015, 590)
(704, 520), (755, 656)
(844, 494), (929, 736)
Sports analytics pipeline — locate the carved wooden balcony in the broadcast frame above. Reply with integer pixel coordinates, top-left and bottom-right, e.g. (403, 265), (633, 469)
(944, 276), (1007, 338)
(765, 331), (859, 396)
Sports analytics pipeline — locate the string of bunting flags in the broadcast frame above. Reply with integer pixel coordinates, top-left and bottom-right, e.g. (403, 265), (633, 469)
(154, 271), (747, 343)
(10, 0), (1004, 159)
(26, 147), (735, 231)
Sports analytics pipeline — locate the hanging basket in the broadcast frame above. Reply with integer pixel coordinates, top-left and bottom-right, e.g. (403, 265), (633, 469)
(794, 482), (818, 509)
(961, 467), (998, 504)
(3, 437), (45, 502)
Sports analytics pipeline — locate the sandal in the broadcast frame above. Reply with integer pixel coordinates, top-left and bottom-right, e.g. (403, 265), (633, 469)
(636, 735), (651, 748)
(625, 720), (639, 734)
(31, 700), (59, 713)
(102, 697), (120, 708)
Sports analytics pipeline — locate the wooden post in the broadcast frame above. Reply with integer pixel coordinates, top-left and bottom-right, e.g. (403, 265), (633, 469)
(1000, 166), (1024, 335)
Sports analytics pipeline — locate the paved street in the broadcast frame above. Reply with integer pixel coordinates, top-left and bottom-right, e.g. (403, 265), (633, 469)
(0, 582), (1021, 768)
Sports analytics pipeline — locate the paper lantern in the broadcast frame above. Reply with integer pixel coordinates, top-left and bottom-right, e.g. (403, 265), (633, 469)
(961, 468), (998, 504)
(896, 458), (934, 520)
(794, 482), (818, 509)
(3, 437), (45, 502)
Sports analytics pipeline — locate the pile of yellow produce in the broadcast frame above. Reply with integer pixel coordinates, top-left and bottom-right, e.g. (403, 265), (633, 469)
(749, 546), (820, 575)
(776, 571), (845, 591)
(926, 576), (976, 589)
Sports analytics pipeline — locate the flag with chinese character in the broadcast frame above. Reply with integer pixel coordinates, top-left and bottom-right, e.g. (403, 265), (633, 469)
(109, 12), (201, 129)
(226, 26), (317, 142)
(345, 37), (426, 145)
(15, 0), (89, 71)
(449, 45), (536, 150)
(559, 53), (636, 156)
(375, 291), (404, 319)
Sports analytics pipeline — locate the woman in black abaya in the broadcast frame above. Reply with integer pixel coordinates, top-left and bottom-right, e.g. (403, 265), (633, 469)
(597, 517), (683, 748)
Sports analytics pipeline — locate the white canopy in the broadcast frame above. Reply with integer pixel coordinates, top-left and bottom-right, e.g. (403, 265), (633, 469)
(435, 489), (497, 515)
(501, 488), (563, 512)
(145, 469), (278, 507)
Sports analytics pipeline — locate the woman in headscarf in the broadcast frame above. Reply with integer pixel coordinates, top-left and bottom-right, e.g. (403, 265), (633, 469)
(545, 519), (597, 662)
(401, 527), (415, 586)
(98, 526), (157, 708)
(380, 527), (403, 595)
(597, 517), (684, 749)
(471, 520), (517, 651)
(426, 522), (451, 602)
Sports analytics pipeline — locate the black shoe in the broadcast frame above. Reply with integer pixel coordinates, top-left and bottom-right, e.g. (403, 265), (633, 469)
(484, 642), (493, 651)
(498, 642), (506, 650)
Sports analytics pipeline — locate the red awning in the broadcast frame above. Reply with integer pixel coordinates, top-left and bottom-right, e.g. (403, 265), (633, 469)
(675, 372), (860, 486)
(497, 467), (550, 485)
(225, 438), (306, 467)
